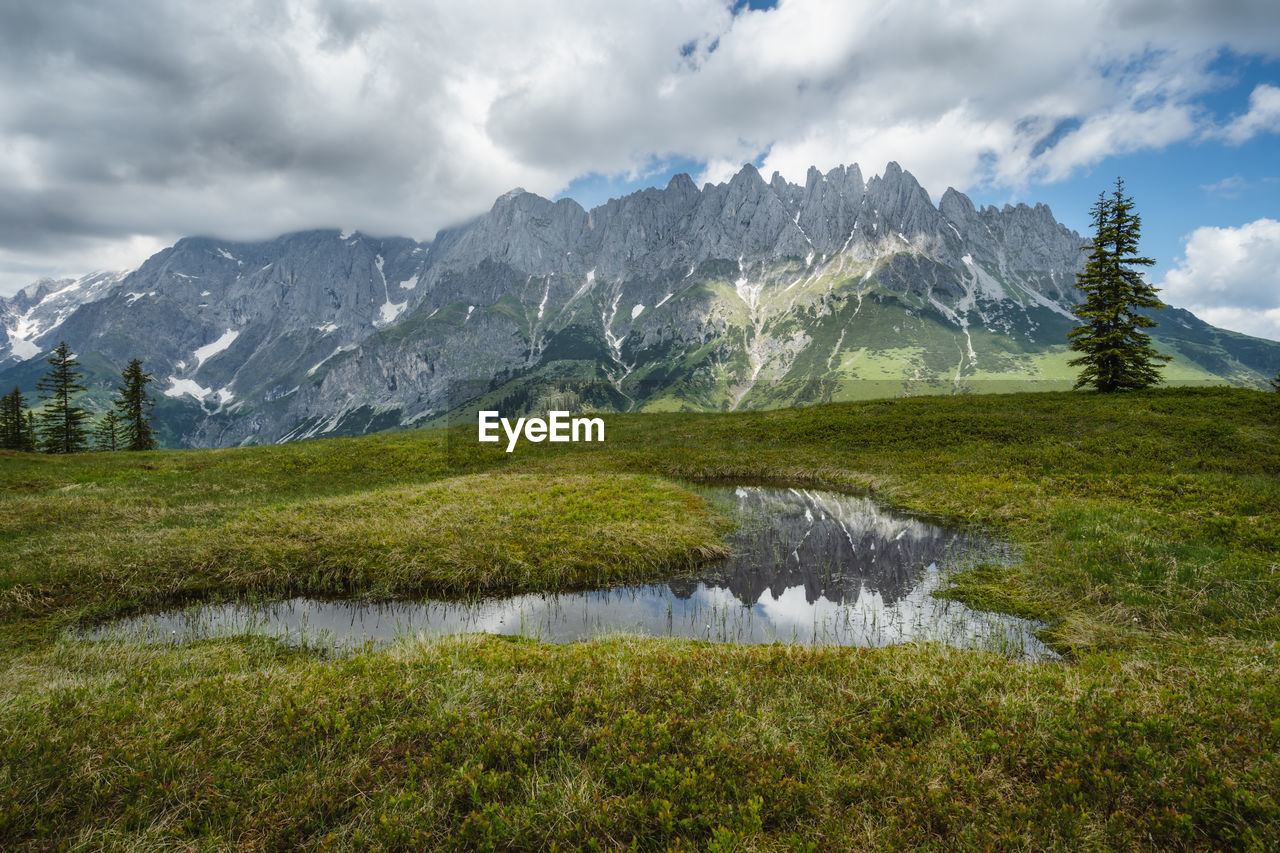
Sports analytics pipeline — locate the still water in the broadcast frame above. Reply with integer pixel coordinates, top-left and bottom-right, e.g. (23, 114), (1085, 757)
(83, 486), (1058, 660)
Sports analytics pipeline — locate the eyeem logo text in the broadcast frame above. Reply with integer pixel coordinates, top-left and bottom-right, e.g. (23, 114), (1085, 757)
(478, 410), (605, 452)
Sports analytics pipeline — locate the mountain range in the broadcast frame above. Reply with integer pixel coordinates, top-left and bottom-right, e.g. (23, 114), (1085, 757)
(3, 162), (1278, 448)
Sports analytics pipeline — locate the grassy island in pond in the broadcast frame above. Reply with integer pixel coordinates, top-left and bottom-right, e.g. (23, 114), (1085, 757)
(2, 387), (1279, 849)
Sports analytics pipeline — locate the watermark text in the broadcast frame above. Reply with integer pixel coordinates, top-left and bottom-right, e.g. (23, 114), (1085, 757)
(478, 410), (604, 452)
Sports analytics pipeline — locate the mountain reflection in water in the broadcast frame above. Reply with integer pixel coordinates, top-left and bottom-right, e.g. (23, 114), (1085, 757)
(683, 487), (994, 608)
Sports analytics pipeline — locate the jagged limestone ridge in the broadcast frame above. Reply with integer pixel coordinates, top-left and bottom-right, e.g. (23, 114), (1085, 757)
(3, 162), (1276, 447)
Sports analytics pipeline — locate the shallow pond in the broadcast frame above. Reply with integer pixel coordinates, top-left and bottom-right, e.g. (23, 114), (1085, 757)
(82, 486), (1058, 660)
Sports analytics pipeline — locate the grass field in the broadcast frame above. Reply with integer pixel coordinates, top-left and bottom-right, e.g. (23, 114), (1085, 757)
(2, 387), (1279, 849)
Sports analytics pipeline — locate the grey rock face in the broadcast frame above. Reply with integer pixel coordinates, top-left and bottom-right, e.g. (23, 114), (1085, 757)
(3, 161), (1275, 447)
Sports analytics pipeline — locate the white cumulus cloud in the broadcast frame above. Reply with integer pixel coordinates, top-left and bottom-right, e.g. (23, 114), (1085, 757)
(2, 0), (1280, 292)
(1161, 219), (1280, 342)
(1215, 83), (1280, 144)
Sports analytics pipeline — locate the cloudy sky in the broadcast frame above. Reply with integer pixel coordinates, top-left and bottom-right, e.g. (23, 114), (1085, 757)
(2, 0), (1278, 339)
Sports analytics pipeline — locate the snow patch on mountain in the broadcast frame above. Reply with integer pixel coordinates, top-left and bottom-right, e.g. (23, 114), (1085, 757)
(164, 377), (212, 399)
(379, 301), (407, 325)
(193, 329), (238, 368)
(307, 345), (355, 377)
(373, 255), (407, 327)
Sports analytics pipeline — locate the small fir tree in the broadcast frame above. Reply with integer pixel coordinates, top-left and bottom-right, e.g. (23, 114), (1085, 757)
(36, 342), (92, 453)
(1271, 370), (1280, 393)
(0, 386), (30, 450)
(93, 410), (122, 452)
(22, 410), (37, 452)
(117, 358), (157, 451)
(1066, 178), (1171, 391)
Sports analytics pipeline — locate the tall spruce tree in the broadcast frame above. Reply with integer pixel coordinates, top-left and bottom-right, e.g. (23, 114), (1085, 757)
(1067, 178), (1171, 391)
(0, 386), (28, 450)
(117, 358), (157, 451)
(36, 342), (92, 453)
(93, 410), (122, 451)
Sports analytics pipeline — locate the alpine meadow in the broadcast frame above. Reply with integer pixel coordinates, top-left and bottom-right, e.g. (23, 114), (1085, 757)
(3, 388), (1280, 848)
(4, 0), (1280, 849)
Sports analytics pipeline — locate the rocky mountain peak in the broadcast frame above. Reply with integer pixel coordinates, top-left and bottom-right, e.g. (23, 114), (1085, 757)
(728, 162), (765, 189)
(666, 172), (698, 196)
(939, 187), (977, 221)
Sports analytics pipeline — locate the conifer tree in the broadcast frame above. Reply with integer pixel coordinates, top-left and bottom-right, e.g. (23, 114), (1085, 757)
(117, 358), (157, 451)
(93, 410), (122, 451)
(22, 411), (37, 452)
(1271, 370), (1280, 393)
(36, 342), (91, 453)
(1067, 178), (1171, 391)
(0, 386), (28, 450)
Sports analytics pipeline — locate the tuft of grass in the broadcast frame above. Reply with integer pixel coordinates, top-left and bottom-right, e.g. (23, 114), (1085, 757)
(3, 471), (731, 624)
